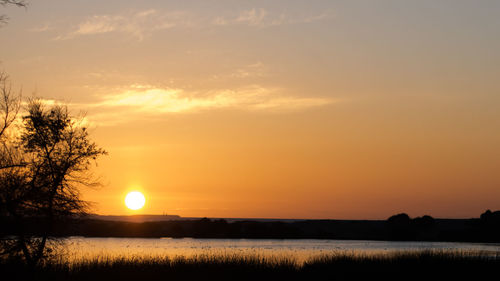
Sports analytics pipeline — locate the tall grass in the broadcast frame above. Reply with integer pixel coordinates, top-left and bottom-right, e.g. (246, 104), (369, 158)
(1, 250), (499, 281)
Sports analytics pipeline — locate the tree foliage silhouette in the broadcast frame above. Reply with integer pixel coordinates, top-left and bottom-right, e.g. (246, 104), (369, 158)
(0, 78), (106, 266)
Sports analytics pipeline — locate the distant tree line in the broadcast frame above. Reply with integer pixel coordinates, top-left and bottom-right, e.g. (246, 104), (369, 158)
(2, 210), (500, 242)
(386, 213), (437, 241)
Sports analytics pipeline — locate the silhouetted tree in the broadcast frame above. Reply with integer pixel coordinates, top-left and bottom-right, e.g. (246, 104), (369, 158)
(480, 209), (500, 222)
(413, 215), (435, 228)
(478, 210), (500, 241)
(0, 85), (106, 266)
(387, 213), (410, 225)
(387, 213), (412, 240)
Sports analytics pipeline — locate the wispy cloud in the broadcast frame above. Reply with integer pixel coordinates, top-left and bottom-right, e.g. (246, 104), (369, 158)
(95, 84), (333, 114)
(213, 8), (333, 28)
(26, 85), (333, 127)
(211, 62), (267, 80)
(28, 23), (53, 32)
(50, 8), (333, 41)
(55, 9), (192, 41)
(236, 8), (268, 26)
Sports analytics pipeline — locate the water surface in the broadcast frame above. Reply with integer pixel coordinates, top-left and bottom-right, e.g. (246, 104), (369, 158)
(60, 237), (500, 263)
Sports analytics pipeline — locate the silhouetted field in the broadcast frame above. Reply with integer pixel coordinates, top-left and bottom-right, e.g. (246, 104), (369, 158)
(1, 250), (499, 281)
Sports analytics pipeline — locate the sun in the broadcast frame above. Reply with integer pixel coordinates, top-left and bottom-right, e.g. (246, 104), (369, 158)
(125, 191), (146, 210)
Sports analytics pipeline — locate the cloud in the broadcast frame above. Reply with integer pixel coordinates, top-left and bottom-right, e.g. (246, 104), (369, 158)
(211, 62), (267, 80)
(52, 8), (333, 40)
(23, 85), (333, 127)
(28, 23), (53, 32)
(75, 15), (118, 35)
(55, 10), (192, 41)
(236, 8), (268, 26)
(95, 84), (333, 114)
(212, 8), (333, 28)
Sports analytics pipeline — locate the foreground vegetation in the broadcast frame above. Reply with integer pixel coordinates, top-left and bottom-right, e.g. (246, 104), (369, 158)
(1, 250), (499, 281)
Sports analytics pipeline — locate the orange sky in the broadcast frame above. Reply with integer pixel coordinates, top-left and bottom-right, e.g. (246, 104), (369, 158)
(1, 0), (499, 219)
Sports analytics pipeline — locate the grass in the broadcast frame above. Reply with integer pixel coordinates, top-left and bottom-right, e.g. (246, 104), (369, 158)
(1, 250), (499, 281)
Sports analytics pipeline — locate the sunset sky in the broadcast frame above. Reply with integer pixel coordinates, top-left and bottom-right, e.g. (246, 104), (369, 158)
(1, 0), (499, 219)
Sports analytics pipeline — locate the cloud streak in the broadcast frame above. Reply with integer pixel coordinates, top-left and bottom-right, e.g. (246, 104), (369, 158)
(96, 84), (333, 114)
(55, 9), (192, 40)
(26, 85), (334, 127)
(52, 8), (333, 41)
(214, 8), (333, 28)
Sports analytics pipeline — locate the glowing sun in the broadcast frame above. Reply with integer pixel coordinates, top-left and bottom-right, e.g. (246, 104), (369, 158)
(125, 191), (146, 210)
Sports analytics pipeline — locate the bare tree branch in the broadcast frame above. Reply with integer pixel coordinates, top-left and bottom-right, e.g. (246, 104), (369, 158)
(0, 72), (21, 139)
(0, 0), (27, 6)
(0, 0), (28, 26)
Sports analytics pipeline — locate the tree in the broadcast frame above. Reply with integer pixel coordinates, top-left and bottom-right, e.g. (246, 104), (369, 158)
(0, 0), (27, 25)
(0, 76), (107, 266)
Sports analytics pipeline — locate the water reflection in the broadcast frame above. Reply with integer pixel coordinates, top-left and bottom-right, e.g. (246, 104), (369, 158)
(58, 237), (500, 264)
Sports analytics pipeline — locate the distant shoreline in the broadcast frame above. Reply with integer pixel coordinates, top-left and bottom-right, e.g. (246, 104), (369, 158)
(3, 210), (500, 243)
(89, 214), (479, 223)
(90, 214), (308, 223)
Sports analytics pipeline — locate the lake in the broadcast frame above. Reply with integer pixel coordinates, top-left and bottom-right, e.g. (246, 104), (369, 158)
(59, 237), (500, 263)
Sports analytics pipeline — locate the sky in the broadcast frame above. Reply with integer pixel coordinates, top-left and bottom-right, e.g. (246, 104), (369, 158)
(1, 0), (499, 219)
